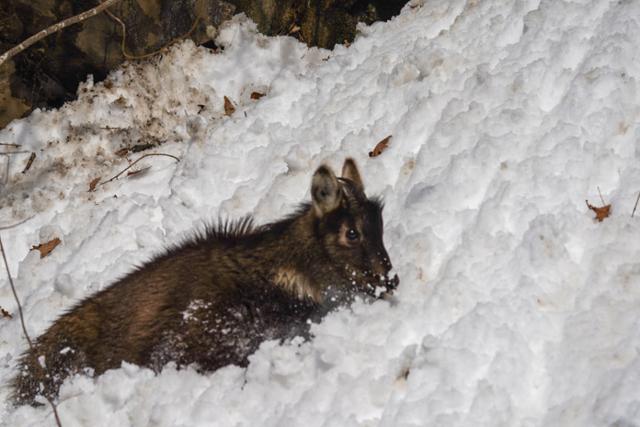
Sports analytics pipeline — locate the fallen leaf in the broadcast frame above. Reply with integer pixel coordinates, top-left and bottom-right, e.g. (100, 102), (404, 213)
(114, 96), (127, 107)
(369, 135), (392, 157)
(21, 152), (36, 173)
(586, 200), (611, 222)
(288, 24), (301, 34)
(115, 148), (129, 157)
(88, 177), (100, 192)
(397, 367), (410, 381)
(250, 92), (265, 100)
(31, 237), (61, 258)
(0, 306), (12, 319)
(224, 96), (236, 116)
(131, 143), (155, 153)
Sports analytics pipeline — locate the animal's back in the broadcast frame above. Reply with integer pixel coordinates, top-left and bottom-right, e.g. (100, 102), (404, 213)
(12, 158), (397, 406)
(12, 242), (233, 404)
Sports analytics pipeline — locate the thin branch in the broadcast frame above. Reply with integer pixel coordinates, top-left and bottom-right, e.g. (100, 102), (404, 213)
(0, 143), (21, 147)
(2, 151), (30, 184)
(99, 153), (180, 186)
(0, 215), (35, 231)
(0, 235), (62, 426)
(0, 0), (122, 67)
(0, 238), (33, 349)
(105, 9), (201, 60)
(0, 150), (30, 156)
(597, 186), (605, 205)
(22, 152), (36, 173)
(3, 156), (8, 185)
(632, 191), (640, 218)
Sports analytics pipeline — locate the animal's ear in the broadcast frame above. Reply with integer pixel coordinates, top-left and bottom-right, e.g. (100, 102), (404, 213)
(341, 158), (364, 193)
(311, 165), (342, 216)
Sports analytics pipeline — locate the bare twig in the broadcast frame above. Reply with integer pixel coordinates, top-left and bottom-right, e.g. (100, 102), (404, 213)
(105, 9), (201, 60)
(597, 186), (605, 205)
(22, 152), (36, 173)
(0, 0), (122, 67)
(2, 151), (31, 184)
(0, 235), (62, 426)
(126, 165), (152, 177)
(100, 153), (180, 186)
(632, 192), (640, 218)
(0, 143), (21, 147)
(0, 150), (30, 156)
(0, 215), (35, 231)
(0, 238), (31, 348)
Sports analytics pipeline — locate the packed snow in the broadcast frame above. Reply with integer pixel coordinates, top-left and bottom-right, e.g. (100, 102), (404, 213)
(2, 0), (640, 425)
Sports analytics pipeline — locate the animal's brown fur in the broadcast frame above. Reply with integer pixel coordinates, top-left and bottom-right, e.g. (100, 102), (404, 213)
(12, 158), (398, 406)
(272, 267), (320, 301)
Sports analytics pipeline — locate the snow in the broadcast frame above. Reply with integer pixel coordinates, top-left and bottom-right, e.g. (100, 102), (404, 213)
(2, 0), (640, 425)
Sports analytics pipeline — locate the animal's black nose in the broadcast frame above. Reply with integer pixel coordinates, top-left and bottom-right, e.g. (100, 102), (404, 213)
(378, 248), (392, 273)
(389, 274), (399, 289)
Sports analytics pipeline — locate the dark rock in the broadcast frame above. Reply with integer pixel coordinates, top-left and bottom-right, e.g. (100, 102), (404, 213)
(0, 0), (406, 129)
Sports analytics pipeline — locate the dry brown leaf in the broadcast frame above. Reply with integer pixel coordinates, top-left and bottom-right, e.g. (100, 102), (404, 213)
(21, 152), (36, 173)
(31, 237), (61, 258)
(586, 200), (611, 222)
(115, 147), (129, 157)
(0, 306), (12, 319)
(131, 143), (155, 153)
(88, 177), (100, 192)
(288, 24), (301, 34)
(224, 96), (236, 116)
(369, 135), (392, 157)
(250, 92), (265, 100)
(113, 96), (128, 107)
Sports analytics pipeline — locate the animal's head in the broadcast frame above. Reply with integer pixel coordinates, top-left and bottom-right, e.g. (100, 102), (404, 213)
(310, 158), (398, 300)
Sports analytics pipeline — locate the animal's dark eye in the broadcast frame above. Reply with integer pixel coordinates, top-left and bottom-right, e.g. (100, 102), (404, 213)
(347, 228), (359, 241)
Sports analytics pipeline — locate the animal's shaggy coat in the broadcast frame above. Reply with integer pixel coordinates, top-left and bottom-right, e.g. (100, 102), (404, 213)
(12, 158), (397, 405)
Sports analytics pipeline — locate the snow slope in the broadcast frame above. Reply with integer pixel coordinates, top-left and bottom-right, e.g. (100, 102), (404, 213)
(3, 0), (640, 425)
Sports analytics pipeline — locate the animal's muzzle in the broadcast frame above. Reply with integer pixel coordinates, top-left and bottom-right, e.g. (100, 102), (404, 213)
(369, 272), (399, 297)
(373, 248), (393, 276)
(382, 273), (399, 292)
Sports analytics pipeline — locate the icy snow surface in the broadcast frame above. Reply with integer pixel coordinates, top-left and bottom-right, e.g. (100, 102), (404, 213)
(3, 0), (640, 425)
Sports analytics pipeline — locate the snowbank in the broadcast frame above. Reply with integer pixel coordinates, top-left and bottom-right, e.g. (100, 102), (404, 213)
(2, 0), (640, 425)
